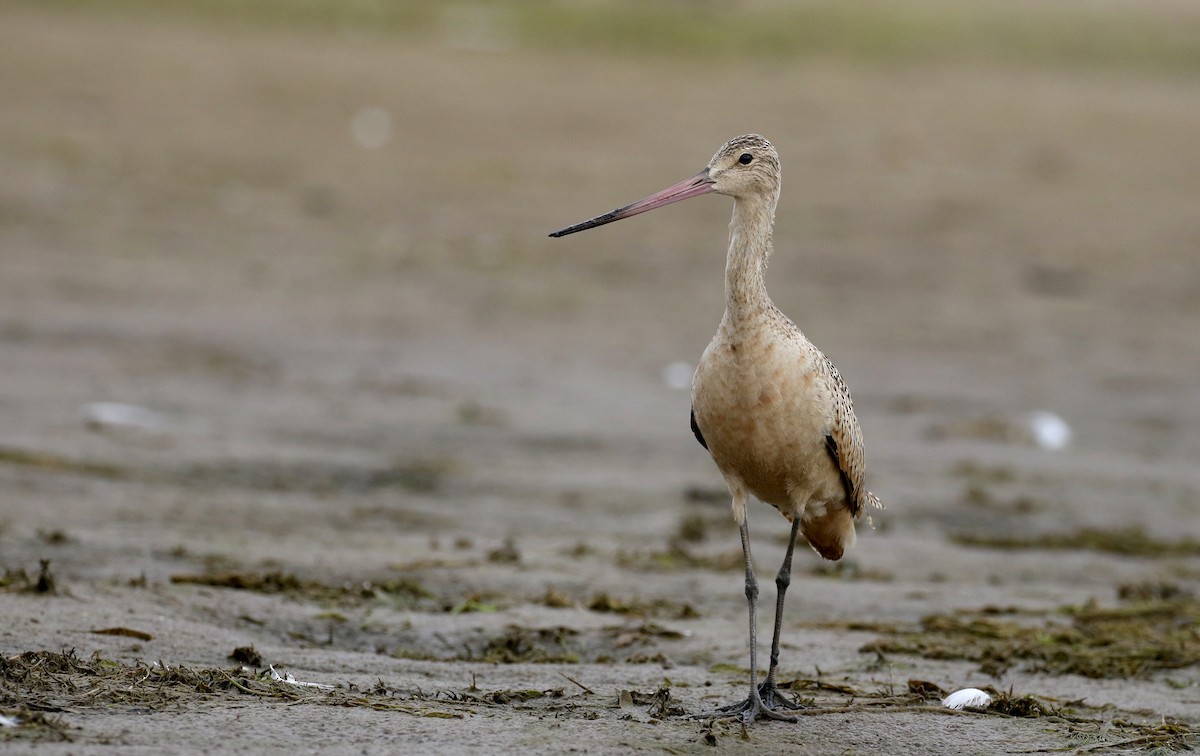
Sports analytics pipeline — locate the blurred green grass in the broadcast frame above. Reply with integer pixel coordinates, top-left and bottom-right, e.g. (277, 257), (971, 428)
(17, 0), (1200, 73)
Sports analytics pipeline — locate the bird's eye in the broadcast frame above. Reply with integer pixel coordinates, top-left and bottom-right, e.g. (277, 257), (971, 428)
(738, 153), (753, 165)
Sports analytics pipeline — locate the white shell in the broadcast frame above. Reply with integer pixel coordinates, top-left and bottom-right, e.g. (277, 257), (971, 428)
(350, 107), (392, 150)
(81, 402), (169, 431)
(942, 688), (993, 710)
(1028, 410), (1071, 450)
(662, 361), (694, 391)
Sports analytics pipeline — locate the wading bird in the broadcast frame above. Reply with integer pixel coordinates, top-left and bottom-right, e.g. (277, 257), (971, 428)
(550, 135), (882, 723)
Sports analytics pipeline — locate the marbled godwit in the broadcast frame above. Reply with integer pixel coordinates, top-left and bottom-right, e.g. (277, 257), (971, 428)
(550, 134), (882, 723)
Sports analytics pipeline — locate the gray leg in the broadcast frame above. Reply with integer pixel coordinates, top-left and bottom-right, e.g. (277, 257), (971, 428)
(739, 518), (762, 703)
(712, 510), (798, 723)
(765, 516), (802, 688)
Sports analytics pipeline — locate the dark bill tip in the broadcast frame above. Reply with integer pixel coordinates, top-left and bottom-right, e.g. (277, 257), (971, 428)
(548, 208), (625, 238)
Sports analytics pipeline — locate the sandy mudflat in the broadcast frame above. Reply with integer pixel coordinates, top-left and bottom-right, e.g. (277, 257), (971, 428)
(2, 3), (1199, 753)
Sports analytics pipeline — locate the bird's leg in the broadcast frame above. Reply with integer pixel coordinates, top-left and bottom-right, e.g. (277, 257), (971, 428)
(740, 517), (763, 702)
(758, 516), (804, 710)
(709, 508), (799, 724)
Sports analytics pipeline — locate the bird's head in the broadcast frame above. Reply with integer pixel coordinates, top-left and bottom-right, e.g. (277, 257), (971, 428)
(705, 134), (780, 200)
(548, 134), (779, 238)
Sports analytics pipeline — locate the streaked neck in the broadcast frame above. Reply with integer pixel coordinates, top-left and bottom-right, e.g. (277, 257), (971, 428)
(724, 193), (777, 323)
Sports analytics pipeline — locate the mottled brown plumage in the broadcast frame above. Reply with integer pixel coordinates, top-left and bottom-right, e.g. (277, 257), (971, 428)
(550, 134), (882, 725)
(690, 135), (879, 557)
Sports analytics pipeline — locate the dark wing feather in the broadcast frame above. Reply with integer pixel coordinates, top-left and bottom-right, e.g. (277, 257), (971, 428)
(824, 434), (857, 515)
(819, 356), (882, 516)
(690, 408), (708, 450)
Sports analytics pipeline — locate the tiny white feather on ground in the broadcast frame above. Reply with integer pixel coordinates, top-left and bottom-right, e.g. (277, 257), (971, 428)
(269, 665), (335, 690)
(942, 688), (994, 710)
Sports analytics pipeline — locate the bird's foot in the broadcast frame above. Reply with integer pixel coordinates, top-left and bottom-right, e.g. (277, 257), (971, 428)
(695, 681), (804, 724)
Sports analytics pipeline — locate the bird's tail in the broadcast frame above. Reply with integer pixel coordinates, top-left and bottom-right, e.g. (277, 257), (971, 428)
(861, 490), (884, 532)
(802, 504), (857, 561)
